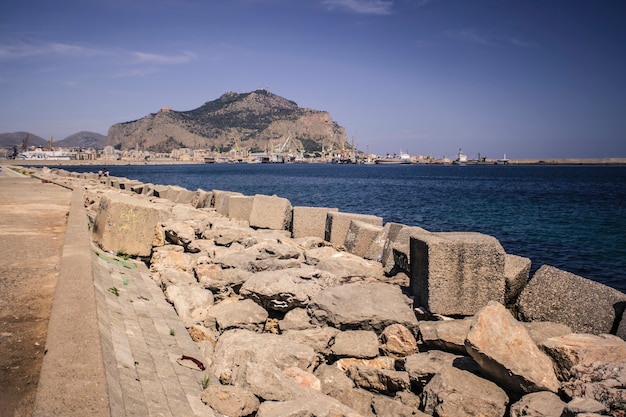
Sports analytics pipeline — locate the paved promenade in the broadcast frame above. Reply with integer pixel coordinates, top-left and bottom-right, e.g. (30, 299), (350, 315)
(1, 166), (214, 417)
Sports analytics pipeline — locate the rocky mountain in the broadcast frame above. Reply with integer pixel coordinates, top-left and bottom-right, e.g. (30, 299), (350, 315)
(107, 90), (348, 154)
(55, 131), (107, 150)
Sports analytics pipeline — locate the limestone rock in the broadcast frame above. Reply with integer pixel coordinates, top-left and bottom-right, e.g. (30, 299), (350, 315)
(346, 365), (410, 395)
(419, 317), (473, 355)
(164, 284), (214, 326)
(279, 307), (313, 331)
(308, 282), (419, 333)
(522, 321), (572, 346)
(330, 330), (380, 359)
(379, 323), (417, 357)
(509, 391), (566, 417)
(205, 298), (268, 333)
(465, 301), (560, 394)
(282, 326), (340, 354)
(403, 350), (476, 388)
(201, 384), (260, 417)
(239, 268), (324, 312)
(255, 391), (362, 417)
(313, 250), (386, 282)
(516, 264), (626, 335)
(422, 366), (509, 417)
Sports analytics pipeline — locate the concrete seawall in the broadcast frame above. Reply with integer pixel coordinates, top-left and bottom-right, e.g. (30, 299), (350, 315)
(5, 165), (626, 416)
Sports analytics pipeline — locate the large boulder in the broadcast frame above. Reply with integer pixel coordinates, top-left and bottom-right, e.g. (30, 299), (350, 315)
(410, 232), (506, 316)
(509, 391), (566, 417)
(330, 330), (380, 359)
(517, 265), (626, 335)
(201, 384), (260, 417)
(164, 284), (214, 326)
(205, 298), (268, 333)
(419, 317), (473, 355)
(465, 301), (560, 394)
(239, 268), (326, 312)
(308, 282), (419, 333)
(422, 366), (509, 417)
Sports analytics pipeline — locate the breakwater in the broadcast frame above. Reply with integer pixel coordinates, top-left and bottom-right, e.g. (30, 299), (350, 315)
(29, 166), (626, 416)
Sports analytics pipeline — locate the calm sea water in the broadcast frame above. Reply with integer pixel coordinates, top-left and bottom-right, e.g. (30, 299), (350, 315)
(57, 163), (626, 293)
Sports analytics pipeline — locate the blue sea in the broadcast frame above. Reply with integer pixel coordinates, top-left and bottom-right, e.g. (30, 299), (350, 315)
(57, 163), (626, 293)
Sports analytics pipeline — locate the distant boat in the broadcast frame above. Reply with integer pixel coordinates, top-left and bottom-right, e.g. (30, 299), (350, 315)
(496, 153), (510, 165)
(374, 151), (412, 164)
(453, 148), (468, 166)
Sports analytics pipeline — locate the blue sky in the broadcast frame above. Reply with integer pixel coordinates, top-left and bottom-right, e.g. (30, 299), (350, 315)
(1, 0), (625, 159)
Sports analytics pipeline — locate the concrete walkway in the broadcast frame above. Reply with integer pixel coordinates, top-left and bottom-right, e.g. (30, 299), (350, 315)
(2, 166), (214, 417)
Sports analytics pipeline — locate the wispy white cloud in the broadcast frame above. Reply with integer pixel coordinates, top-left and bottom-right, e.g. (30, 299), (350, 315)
(447, 29), (493, 46)
(132, 50), (197, 65)
(0, 40), (110, 60)
(321, 0), (394, 15)
(447, 29), (533, 48)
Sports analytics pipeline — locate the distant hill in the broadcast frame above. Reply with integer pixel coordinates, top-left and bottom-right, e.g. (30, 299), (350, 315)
(107, 90), (348, 154)
(55, 131), (107, 150)
(0, 131), (106, 150)
(0, 132), (47, 149)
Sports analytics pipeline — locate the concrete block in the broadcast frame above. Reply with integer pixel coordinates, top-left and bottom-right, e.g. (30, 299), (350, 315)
(517, 265), (626, 335)
(172, 187), (195, 204)
(228, 195), (254, 222)
(249, 194), (293, 230)
(410, 232), (506, 316)
(129, 183), (148, 194)
(150, 184), (170, 198)
(364, 222), (404, 262)
(504, 254), (531, 306)
(212, 190), (244, 216)
(191, 189), (212, 209)
(92, 192), (171, 257)
(292, 206), (339, 240)
(380, 224), (430, 276)
(118, 180), (142, 191)
(344, 220), (384, 258)
(325, 212), (383, 248)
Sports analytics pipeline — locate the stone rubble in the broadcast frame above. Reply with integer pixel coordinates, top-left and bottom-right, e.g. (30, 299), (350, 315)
(33, 167), (626, 416)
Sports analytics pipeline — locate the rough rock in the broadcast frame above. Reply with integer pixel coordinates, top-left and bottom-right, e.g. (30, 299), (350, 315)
(330, 330), (380, 359)
(255, 391), (362, 417)
(403, 350), (474, 388)
(516, 265), (626, 335)
(312, 250), (386, 281)
(308, 282), (419, 333)
(282, 326), (340, 354)
(239, 268), (325, 312)
(201, 384), (260, 417)
(522, 321), (572, 346)
(279, 307), (313, 331)
(422, 366), (509, 417)
(346, 365), (410, 395)
(562, 397), (608, 417)
(164, 284), (214, 326)
(379, 323), (418, 357)
(419, 317), (473, 355)
(465, 301), (561, 394)
(509, 391), (566, 417)
(205, 298), (268, 333)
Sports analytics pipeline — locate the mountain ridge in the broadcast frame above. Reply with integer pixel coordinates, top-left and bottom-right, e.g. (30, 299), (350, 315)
(107, 90), (348, 154)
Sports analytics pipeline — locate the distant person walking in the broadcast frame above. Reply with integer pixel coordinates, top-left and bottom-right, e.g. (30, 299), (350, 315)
(98, 169), (103, 179)
(103, 168), (109, 177)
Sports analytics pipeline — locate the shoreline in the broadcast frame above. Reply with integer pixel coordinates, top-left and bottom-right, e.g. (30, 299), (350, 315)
(2, 157), (626, 167)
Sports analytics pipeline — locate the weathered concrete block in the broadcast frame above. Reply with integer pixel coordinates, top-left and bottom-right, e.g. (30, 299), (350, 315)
(191, 189), (212, 209)
(212, 190), (244, 216)
(228, 195), (254, 222)
(517, 265), (626, 335)
(504, 253), (531, 306)
(384, 225), (430, 276)
(171, 187), (195, 204)
(118, 179), (142, 191)
(150, 184), (170, 198)
(410, 232), (506, 316)
(292, 206), (339, 240)
(364, 222), (404, 262)
(136, 183), (155, 195)
(92, 192), (171, 257)
(249, 194), (292, 230)
(325, 212), (383, 248)
(344, 220), (383, 258)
